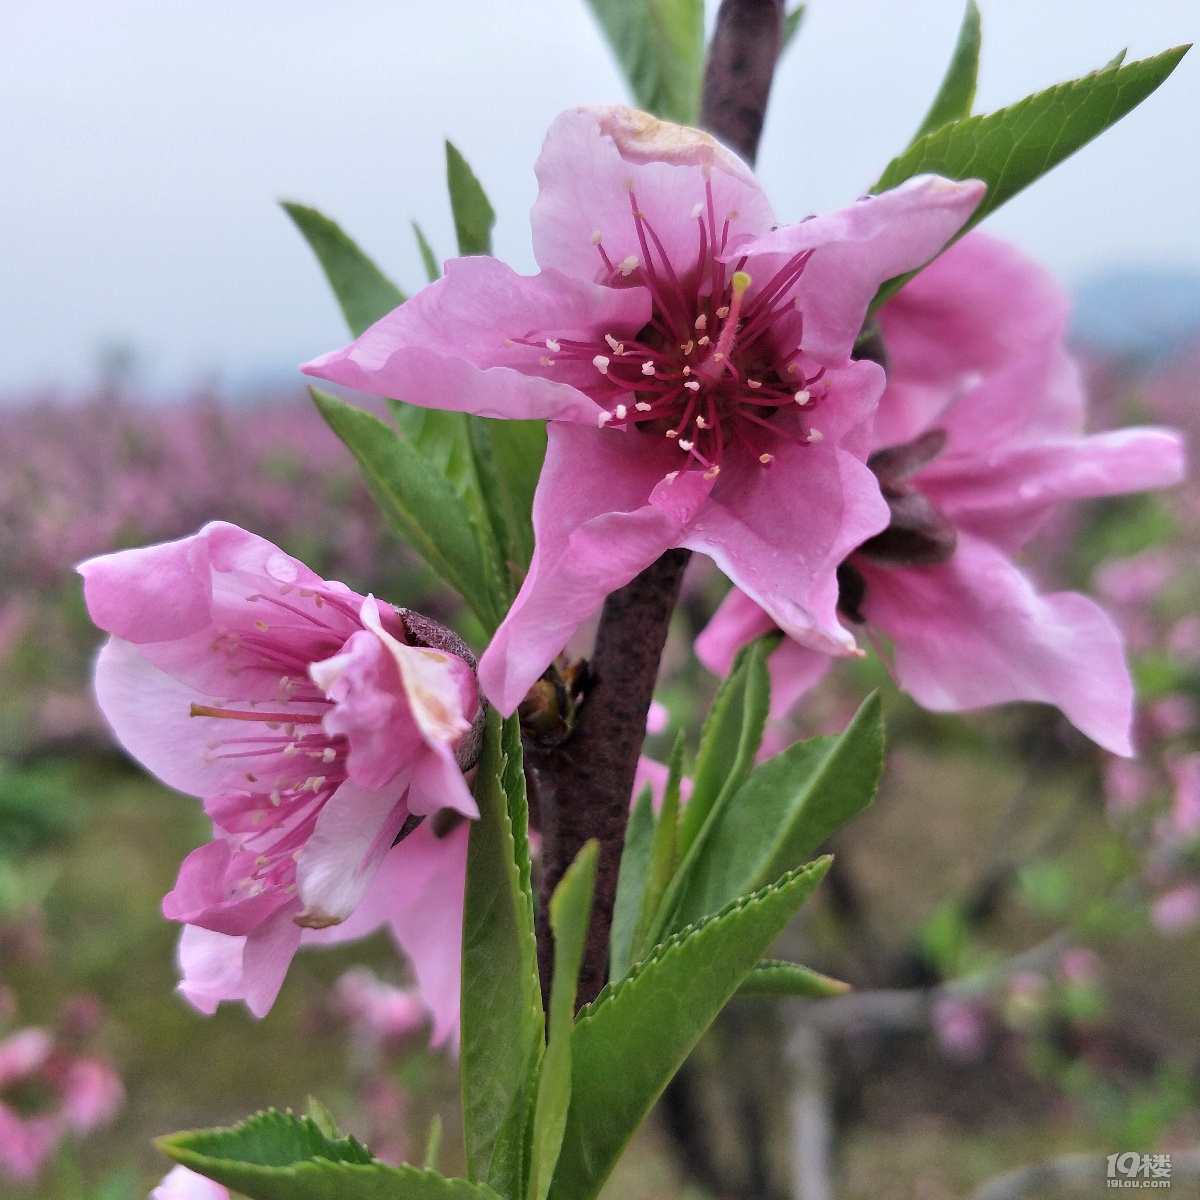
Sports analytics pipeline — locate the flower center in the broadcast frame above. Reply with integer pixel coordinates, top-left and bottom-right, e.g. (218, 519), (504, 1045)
(188, 586), (354, 907)
(522, 182), (829, 479)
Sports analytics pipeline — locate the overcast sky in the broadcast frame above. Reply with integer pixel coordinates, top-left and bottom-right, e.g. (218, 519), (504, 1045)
(1, 0), (1195, 396)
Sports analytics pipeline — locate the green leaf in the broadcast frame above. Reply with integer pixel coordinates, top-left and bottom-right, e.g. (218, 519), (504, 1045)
(548, 858), (832, 1200)
(311, 388), (502, 630)
(584, 0), (705, 124)
(446, 142), (496, 257)
(413, 221), (441, 282)
(529, 843), (598, 1200)
(159, 1110), (502, 1200)
(610, 785), (655, 982)
(871, 44), (1190, 307)
(677, 639), (771, 857)
(737, 960), (850, 998)
(781, 6), (806, 55)
(461, 710), (544, 1198)
(468, 418), (546, 585)
(283, 203), (406, 337)
(669, 692), (884, 930)
(910, 0), (981, 143)
(627, 731), (685, 968)
(304, 1096), (342, 1141)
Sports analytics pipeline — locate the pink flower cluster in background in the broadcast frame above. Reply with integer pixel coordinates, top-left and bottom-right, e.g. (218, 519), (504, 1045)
(0, 1011), (122, 1181)
(79, 523), (477, 1029)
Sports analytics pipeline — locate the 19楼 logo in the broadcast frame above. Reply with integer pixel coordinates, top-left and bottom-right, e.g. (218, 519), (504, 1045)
(1108, 1153), (1172, 1188)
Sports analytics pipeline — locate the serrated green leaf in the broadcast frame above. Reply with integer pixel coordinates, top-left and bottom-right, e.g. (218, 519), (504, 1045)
(871, 44), (1190, 308)
(413, 221), (441, 283)
(283, 203), (405, 337)
(159, 1110), (502, 1200)
(627, 731), (685, 968)
(548, 858), (832, 1200)
(446, 142), (495, 257)
(529, 843), (598, 1200)
(781, 6), (806, 55)
(911, 0), (980, 143)
(584, 0), (705, 124)
(670, 692), (883, 930)
(501, 713), (535, 919)
(677, 639), (771, 857)
(311, 388), (502, 630)
(461, 710), (544, 1198)
(736, 960), (850, 998)
(610, 785), (655, 982)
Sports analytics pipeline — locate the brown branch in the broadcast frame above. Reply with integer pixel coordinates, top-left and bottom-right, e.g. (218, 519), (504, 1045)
(530, 549), (691, 1009)
(699, 0), (785, 165)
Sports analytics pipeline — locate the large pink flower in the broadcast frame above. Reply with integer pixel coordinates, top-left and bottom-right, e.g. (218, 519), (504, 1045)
(303, 106), (984, 714)
(697, 233), (1185, 755)
(79, 522), (480, 1017)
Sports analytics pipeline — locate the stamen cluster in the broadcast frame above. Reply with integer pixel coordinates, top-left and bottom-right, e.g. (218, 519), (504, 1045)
(519, 183), (829, 479)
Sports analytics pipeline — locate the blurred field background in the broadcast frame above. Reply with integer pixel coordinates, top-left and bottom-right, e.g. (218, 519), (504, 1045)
(1, 297), (1198, 1198)
(4, 3), (1200, 1194)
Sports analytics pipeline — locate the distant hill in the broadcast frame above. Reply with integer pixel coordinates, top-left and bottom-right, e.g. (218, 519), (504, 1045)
(1072, 267), (1200, 358)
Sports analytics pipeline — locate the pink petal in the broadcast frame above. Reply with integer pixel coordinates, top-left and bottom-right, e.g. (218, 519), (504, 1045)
(311, 628), (426, 789)
(694, 587), (778, 677)
(924, 427), (1186, 552)
(532, 106), (774, 281)
(302, 257), (650, 422)
(696, 588), (831, 718)
(177, 925), (246, 1015)
(294, 778), (409, 928)
(479, 422), (713, 714)
(153, 1166), (231, 1200)
(406, 743), (479, 820)
(0, 1029), (52, 1088)
(766, 639), (834, 717)
(79, 527), (214, 642)
(683, 363), (888, 657)
(163, 841), (293, 936)
(241, 906), (304, 1018)
(730, 175), (985, 365)
(60, 1059), (123, 1133)
(873, 231), (1077, 446)
(93, 638), (269, 797)
(861, 535), (1136, 755)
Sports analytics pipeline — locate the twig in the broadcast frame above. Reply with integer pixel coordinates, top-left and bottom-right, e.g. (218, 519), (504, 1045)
(530, 549), (690, 1009)
(786, 1019), (834, 1200)
(794, 930), (1074, 1034)
(699, 0), (785, 164)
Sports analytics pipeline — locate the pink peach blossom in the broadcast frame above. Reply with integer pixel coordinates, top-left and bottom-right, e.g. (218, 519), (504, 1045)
(1151, 884), (1200, 935)
(698, 234), (1184, 754)
(336, 967), (429, 1044)
(80, 522), (480, 1018)
(0, 1027), (122, 1182)
(304, 105), (984, 714)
